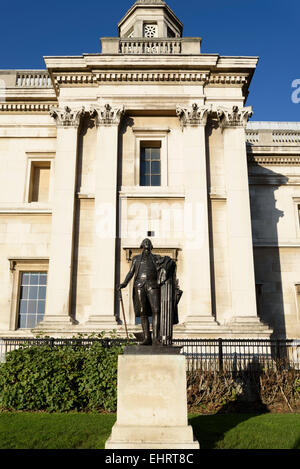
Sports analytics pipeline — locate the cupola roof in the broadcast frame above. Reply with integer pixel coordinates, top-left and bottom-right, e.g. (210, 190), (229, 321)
(118, 0), (183, 38)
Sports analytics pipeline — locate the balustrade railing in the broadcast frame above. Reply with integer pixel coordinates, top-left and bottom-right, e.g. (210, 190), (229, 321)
(272, 131), (300, 144)
(246, 131), (260, 144)
(119, 38), (182, 55)
(16, 72), (52, 88)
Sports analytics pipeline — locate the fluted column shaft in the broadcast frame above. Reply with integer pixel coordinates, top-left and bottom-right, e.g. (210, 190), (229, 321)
(87, 104), (124, 327)
(176, 104), (215, 326)
(40, 106), (84, 327)
(217, 105), (258, 319)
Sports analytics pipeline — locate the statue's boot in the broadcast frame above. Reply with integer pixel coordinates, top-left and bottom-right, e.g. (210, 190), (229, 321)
(140, 317), (152, 345)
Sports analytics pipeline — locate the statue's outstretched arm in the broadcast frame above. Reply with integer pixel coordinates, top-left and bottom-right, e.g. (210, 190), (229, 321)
(119, 258), (136, 289)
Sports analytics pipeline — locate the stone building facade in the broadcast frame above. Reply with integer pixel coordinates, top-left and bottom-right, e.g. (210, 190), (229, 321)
(0, 0), (299, 339)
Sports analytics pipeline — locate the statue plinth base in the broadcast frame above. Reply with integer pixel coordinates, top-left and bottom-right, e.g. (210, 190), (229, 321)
(105, 349), (199, 449)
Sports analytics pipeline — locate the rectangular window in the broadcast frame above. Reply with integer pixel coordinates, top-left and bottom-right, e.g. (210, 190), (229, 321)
(18, 272), (47, 328)
(28, 161), (51, 203)
(140, 143), (161, 187)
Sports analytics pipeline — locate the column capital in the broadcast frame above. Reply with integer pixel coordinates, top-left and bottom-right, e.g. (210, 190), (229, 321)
(49, 105), (85, 128)
(90, 104), (125, 127)
(176, 103), (210, 129)
(216, 105), (253, 130)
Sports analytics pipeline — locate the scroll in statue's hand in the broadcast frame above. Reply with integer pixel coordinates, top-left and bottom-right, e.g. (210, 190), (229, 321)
(158, 269), (167, 285)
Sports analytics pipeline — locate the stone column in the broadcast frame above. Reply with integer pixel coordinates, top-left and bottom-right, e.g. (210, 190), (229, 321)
(176, 104), (216, 330)
(86, 104), (124, 328)
(38, 105), (85, 329)
(217, 106), (270, 334)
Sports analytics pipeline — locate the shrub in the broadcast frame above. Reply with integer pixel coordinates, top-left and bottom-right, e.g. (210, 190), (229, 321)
(187, 368), (300, 413)
(0, 337), (128, 412)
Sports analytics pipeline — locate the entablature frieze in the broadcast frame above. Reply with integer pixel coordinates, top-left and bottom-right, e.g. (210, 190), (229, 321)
(52, 71), (249, 88)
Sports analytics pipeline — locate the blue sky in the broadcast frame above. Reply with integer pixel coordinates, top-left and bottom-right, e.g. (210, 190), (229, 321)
(0, 0), (299, 121)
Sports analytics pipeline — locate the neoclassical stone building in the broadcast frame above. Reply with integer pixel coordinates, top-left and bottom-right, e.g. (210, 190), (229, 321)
(0, 0), (299, 339)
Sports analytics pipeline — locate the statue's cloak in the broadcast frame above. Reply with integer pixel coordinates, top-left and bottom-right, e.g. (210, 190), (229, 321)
(131, 253), (182, 328)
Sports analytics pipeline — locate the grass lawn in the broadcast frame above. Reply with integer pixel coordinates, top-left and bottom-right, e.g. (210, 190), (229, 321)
(189, 413), (300, 449)
(0, 411), (300, 449)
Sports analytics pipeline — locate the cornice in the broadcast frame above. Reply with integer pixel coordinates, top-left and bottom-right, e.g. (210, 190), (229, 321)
(248, 154), (300, 165)
(5, 89), (56, 98)
(53, 71), (210, 86)
(52, 70), (249, 91)
(247, 146), (300, 156)
(207, 73), (249, 87)
(45, 53), (257, 69)
(44, 53), (256, 94)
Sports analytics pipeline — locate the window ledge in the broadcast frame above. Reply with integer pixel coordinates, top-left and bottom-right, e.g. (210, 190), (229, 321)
(0, 205), (52, 214)
(8, 257), (49, 271)
(119, 186), (185, 198)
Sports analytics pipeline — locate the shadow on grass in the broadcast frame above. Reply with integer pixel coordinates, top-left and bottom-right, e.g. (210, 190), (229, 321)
(189, 359), (270, 448)
(293, 437), (300, 450)
(189, 407), (269, 449)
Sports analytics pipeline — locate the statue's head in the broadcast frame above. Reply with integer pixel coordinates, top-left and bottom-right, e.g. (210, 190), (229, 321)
(140, 238), (153, 251)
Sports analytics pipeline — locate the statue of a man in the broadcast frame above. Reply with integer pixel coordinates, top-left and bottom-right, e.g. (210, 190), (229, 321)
(119, 238), (182, 346)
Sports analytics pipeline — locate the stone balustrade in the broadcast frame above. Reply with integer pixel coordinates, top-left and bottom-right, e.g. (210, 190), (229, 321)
(16, 71), (52, 88)
(272, 131), (300, 144)
(246, 131), (259, 144)
(246, 123), (300, 147)
(119, 38), (182, 54)
(101, 37), (201, 55)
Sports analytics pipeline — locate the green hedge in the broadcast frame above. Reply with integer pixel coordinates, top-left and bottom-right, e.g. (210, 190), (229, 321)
(0, 340), (127, 412)
(2, 341), (300, 414)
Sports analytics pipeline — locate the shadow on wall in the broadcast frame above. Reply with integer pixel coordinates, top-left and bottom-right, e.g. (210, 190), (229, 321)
(248, 154), (288, 339)
(115, 115), (135, 325)
(71, 115), (96, 323)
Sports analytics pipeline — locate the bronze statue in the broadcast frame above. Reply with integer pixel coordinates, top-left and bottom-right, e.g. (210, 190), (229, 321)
(119, 238), (182, 346)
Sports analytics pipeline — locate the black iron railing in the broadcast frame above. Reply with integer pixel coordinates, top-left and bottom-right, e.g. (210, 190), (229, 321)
(0, 337), (299, 372)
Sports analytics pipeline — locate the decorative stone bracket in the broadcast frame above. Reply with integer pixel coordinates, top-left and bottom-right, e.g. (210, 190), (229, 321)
(90, 104), (125, 126)
(176, 103), (210, 128)
(49, 105), (85, 128)
(176, 103), (253, 131)
(217, 105), (253, 131)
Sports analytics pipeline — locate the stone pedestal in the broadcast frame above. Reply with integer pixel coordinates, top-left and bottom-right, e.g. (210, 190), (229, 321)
(105, 347), (199, 449)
